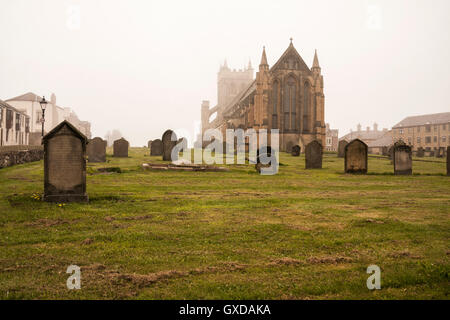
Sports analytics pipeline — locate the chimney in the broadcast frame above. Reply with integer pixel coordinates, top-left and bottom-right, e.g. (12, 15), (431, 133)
(357, 123), (362, 132)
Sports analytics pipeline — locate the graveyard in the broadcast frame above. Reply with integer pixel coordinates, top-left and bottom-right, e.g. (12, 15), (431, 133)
(0, 147), (448, 299)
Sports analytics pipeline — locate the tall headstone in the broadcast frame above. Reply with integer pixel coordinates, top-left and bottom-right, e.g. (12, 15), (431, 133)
(345, 139), (368, 174)
(150, 139), (163, 156)
(113, 138), (129, 157)
(416, 147), (425, 158)
(291, 145), (301, 157)
(177, 137), (188, 153)
(394, 144), (412, 175)
(42, 121), (88, 203)
(447, 146), (450, 176)
(338, 140), (347, 158)
(87, 137), (107, 163)
(162, 130), (178, 161)
(305, 140), (323, 169)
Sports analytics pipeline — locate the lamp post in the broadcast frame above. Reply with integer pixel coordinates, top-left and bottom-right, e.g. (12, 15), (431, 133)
(39, 96), (47, 137)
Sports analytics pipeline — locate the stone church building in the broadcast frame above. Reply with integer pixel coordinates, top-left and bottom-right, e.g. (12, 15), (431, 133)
(201, 39), (325, 152)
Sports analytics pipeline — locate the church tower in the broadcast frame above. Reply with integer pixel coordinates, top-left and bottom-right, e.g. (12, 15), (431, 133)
(217, 59), (253, 108)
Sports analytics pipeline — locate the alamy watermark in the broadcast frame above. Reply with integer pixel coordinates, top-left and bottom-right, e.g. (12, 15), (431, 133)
(366, 265), (381, 290)
(170, 128), (280, 175)
(66, 265), (81, 290)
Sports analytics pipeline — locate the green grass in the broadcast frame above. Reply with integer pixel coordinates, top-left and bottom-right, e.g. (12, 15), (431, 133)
(0, 147), (449, 299)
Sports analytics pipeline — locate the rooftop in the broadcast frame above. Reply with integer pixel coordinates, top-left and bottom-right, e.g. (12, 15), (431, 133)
(393, 112), (450, 128)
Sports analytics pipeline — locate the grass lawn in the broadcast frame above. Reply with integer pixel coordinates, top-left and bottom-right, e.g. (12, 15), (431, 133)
(0, 148), (449, 299)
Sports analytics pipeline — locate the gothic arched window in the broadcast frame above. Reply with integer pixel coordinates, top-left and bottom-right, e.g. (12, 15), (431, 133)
(303, 82), (311, 132)
(272, 81), (279, 129)
(283, 76), (297, 131)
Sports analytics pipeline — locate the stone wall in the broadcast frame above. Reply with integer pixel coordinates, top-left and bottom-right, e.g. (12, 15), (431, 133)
(0, 146), (44, 169)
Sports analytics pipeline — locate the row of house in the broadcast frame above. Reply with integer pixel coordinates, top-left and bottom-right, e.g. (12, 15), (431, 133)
(0, 92), (91, 146)
(0, 99), (30, 146)
(339, 112), (450, 155)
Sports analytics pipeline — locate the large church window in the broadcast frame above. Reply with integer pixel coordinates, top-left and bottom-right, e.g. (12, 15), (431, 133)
(272, 81), (278, 129)
(283, 76), (297, 131)
(303, 82), (311, 132)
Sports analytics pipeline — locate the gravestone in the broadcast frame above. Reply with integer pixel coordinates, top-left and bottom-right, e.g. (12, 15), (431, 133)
(338, 140), (347, 158)
(416, 147), (425, 158)
(291, 145), (301, 157)
(162, 130), (178, 161)
(113, 138), (129, 157)
(150, 139), (163, 156)
(147, 140), (152, 149)
(436, 147), (445, 158)
(87, 137), (106, 163)
(177, 137), (188, 153)
(447, 146), (450, 176)
(42, 121), (88, 203)
(394, 144), (412, 175)
(382, 146), (389, 157)
(256, 146), (275, 173)
(305, 140), (323, 169)
(286, 141), (293, 154)
(345, 139), (368, 174)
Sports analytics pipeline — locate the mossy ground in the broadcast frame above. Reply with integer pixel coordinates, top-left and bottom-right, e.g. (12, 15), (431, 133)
(0, 148), (448, 299)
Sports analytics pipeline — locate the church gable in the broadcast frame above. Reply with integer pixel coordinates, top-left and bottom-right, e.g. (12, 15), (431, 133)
(270, 43), (311, 75)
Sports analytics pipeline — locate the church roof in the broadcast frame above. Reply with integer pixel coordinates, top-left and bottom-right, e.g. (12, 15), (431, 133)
(392, 112), (450, 128)
(269, 40), (312, 74)
(5, 92), (42, 102)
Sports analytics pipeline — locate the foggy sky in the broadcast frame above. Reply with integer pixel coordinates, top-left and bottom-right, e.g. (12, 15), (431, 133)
(1, 0), (449, 146)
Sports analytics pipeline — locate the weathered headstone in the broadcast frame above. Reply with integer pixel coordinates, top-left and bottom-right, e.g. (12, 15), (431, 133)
(416, 147), (425, 158)
(447, 146), (450, 176)
(286, 141), (293, 154)
(291, 145), (301, 157)
(87, 137), (107, 163)
(345, 139), (368, 174)
(305, 140), (323, 169)
(150, 139), (163, 156)
(113, 138), (129, 157)
(338, 140), (348, 158)
(42, 121), (88, 203)
(162, 130), (178, 161)
(177, 137), (188, 153)
(382, 146), (389, 157)
(394, 144), (412, 175)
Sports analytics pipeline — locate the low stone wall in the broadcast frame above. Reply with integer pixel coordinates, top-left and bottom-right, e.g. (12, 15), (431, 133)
(0, 146), (44, 169)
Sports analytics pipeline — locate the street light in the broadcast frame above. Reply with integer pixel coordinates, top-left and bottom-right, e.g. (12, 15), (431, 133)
(39, 96), (48, 137)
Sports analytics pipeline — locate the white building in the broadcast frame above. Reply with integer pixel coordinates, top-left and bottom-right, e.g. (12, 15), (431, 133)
(0, 99), (30, 146)
(5, 92), (91, 145)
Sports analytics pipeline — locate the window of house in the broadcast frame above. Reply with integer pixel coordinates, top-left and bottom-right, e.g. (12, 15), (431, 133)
(417, 137), (421, 144)
(434, 125), (438, 131)
(425, 136), (431, 144)
(425, 125), (431, 132)
(417, 126), (421, 132)
(443, 136), (447, 143)
(36, 111), (41, 124)
(399, 129), (404, 134)
(443, 124), (447, 130)
(433, 136), (437, 142)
